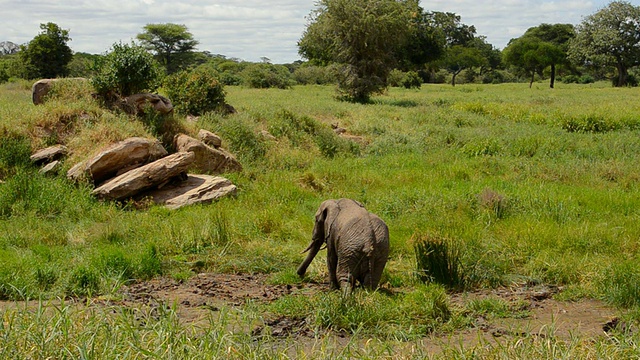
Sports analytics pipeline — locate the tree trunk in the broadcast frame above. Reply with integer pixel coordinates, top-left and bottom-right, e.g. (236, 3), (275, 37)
(615, 62), (628, 87)
(529, 72), (535, 88)
(451, 70), (461, 87)
(550, 63), (556, 89)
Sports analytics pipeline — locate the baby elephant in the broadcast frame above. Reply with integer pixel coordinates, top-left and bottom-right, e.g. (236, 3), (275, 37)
(297, 198), (389, 293)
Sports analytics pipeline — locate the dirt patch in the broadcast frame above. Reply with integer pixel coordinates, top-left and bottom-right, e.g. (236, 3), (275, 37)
(116, 274), (620, 341)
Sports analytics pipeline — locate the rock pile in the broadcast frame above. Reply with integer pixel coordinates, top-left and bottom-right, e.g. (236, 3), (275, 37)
(31, 132), (239, 209)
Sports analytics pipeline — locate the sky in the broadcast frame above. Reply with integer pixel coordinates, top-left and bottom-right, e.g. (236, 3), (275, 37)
(0, 0), (631, 64)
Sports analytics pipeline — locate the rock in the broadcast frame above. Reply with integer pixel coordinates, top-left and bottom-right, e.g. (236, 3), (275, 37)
(67, 137), (168, 184)
(123, 93), (174, 115)
(32, 79), (57, 105)
(32, 78), (86, 105)
(30, 145), (68, 165)
(260, 130), (277, 141)
(92, 151), (195, 201)
(142, 174), (237, 210)
(198, 129), (222, 148)
(174, 134), (242, 174)
(39, 160), (61, 175)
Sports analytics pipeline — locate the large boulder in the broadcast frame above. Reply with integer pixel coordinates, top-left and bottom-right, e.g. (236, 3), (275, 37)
(142, 174), (237, 210)
(67, 137), (168, 184)
(174, 134), (242, 174)
(92, 151), (195, 201)
(30, 145), (68, 165)
(198, 129), (222, 148)
(123, 93), (174, 115)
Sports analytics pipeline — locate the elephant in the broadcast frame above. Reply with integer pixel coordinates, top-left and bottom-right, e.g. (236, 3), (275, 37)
(297, 198), (389, 293)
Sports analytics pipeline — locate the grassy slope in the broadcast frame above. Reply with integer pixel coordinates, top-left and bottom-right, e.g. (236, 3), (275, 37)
(1, 80), (640, 357)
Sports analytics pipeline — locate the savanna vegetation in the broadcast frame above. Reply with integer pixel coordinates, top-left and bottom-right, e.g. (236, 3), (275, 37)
(1, 0), (640, 358)
(2, 76), (640, 357)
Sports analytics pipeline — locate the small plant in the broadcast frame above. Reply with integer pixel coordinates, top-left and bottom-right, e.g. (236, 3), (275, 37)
(67, 266), (100, 297)
(401, 71), (422, 89)
(560, 114), (619, 133)
(477, 188), (510, 219)
(414, 233), (464, 290)
(163, 68), (227, 115)
(137, 244), (163, 280)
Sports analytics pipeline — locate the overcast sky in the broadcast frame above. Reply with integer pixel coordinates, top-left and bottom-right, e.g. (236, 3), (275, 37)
(0, 0), (627, 64)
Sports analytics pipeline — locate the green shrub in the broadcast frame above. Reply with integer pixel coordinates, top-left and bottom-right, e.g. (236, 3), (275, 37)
(240, 63), (293, 89)
(560, 114), (619, 133)
(293, 65), (335, 85)
(401, 71), (422, 89)
(92, 42), (163, 97)
(164, 68), (226, 115)
(579, 75), (595, 84)
(414, 233), (464, 290)
(137, 244), (163, 280)
(215, 116), (266, 162)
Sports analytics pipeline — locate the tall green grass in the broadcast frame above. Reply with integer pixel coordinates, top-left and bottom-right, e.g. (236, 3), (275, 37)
(2, 80), (640, 356)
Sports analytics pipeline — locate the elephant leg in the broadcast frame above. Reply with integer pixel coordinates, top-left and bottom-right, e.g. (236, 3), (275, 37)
(327, 250), (339, 290)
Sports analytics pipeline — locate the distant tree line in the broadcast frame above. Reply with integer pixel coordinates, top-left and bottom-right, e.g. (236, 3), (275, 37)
(0, 1), (639, 102)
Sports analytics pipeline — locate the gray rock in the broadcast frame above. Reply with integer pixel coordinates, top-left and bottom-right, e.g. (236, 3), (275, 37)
(123, 93), (174, 115)
(92, 151), (195, 201)
(198, 129), (222, 148)
(30, 145), (68, 165)
(143, 174), (237, 210)
(174, 134), (242, 174)
(39, 160), (62, 175)
(67, 137), (168, 184)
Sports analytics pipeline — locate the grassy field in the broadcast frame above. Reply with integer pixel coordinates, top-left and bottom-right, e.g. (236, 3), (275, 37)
(1, 79), (640, 357)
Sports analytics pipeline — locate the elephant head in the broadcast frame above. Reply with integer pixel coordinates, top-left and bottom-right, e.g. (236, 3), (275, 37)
(296, 200), (339, 278)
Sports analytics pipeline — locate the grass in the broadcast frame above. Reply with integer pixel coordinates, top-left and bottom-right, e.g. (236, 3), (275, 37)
(1, 79), (640, 356)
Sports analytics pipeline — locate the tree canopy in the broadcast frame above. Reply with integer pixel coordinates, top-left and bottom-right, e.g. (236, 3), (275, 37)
(136, 23), (199, 74)
(568, 1), (640, 87)
(505, 23), (574, 88)
(19, 23), (73, 79)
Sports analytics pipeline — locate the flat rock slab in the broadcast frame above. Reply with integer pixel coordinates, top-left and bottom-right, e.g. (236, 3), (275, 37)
(30, 145), (68, 165)
(143, 174), (237, 210)
(68, 137), (168, 184)
(92, 151), (195, 201)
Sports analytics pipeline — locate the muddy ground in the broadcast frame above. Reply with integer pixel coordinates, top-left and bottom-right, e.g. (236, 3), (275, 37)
(0, 273), (624, 355)
(118, 273), (620, 347)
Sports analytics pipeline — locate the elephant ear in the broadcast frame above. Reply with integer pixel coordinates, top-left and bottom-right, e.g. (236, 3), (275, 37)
(317, 200), (339, 243)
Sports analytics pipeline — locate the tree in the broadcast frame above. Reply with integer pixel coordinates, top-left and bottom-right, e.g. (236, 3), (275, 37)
(137, 23), (198, 74)
(517, 24), (575, 88)
(298, 0), (412, 103)
(19, 23), (73, 79)
(441, 45), (485, 86)
(395, 1), (446, 71)
(568, 1), (640, 87)
(504, 36), (564, 88)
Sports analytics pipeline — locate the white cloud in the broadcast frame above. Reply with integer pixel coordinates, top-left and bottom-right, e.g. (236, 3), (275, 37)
(0, 0), (613, 62)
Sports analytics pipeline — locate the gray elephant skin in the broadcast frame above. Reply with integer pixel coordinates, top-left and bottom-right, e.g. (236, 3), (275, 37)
(297, 198), (390, 292)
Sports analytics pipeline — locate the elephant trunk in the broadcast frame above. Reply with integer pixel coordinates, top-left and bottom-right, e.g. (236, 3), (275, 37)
(297, 240), (322, 277)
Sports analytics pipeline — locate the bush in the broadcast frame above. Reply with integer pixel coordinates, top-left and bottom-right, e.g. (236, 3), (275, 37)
(92, 42), (163, 98)
(401, 71), (422, 89)
(240, 63), (293, 89)
(164, 68), (226, 116)
(293, 65), (335, 85)
(414, 233), (464, 290)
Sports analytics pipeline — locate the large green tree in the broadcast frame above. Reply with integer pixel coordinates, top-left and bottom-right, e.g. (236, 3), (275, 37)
(19, 23), (73, 79)
(504, 36), (564, 88)
(298, 0), (412, 103)
(568, 1), (640, 87)
(137, 23), (199, 74)
(505, 23), (574, 88)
